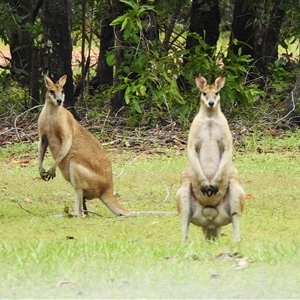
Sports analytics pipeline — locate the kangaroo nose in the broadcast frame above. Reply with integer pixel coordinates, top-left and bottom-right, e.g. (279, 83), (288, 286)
(57, 99), (62, 105)
(208, 101), (214, 107)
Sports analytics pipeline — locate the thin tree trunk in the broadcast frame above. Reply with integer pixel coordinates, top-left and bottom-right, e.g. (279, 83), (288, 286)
(92, 1), (114, 90)
(8, 0), (35, 87)
(110, 0), (126, 112)
(30, 47), (40, 107)
(41, 0), (75, 111)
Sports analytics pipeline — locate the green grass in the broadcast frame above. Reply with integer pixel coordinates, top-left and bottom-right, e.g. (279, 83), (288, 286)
(1, 132), (300, 298)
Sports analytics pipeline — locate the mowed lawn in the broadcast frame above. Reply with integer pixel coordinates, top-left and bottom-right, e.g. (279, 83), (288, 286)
(1, 131), (300, 299)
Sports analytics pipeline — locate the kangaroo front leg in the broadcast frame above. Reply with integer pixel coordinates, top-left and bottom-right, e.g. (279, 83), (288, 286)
(210, 148), (232, 192)
(47, 137), (72, 180)
(38, 136), (51, 181)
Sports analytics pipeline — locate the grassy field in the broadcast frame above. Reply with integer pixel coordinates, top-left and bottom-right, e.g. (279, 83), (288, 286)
(1, 130), (300, 299)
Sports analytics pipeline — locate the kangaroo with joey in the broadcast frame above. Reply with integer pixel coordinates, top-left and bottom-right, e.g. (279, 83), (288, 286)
(176, 76), (245, 242)
(38, 75), (175, 217)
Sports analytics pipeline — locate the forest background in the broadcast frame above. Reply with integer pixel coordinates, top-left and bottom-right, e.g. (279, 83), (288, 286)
(1, 0), (300, 131)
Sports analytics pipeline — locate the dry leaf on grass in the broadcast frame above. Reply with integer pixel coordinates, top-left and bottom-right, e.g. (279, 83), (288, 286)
(24, 198), (33, 203)
(55, 280), (74, 287)
(215, 252), (253, 270)
(6, 158), (30, 165)
(215, 252), (242, 261)
(245, 194), (255, 200)
(233, 257), (252, 270)
(165, 256), (179, 263)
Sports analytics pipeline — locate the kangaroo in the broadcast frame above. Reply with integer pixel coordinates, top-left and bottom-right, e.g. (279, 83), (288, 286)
(38, 75), (175, 217)
(176, 76), (245, 242)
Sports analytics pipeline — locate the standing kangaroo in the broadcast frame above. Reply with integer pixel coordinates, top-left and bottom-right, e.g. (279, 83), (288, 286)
(38, 75), (175, 217)
(176, 76), (245, 242)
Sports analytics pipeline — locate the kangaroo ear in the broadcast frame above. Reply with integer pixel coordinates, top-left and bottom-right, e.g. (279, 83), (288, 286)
(214, 76), (226, 91)
(58, 75), (67, 87)
(195, 76), (207, 91)
(44, 75), (53, 88)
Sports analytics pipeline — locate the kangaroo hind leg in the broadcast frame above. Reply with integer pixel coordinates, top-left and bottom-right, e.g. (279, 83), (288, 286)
(73, 188), (85, 217)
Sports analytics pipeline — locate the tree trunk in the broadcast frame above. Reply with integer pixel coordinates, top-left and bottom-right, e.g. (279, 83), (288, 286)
(231, 0), (285, 81)
(8, 0), (35, 87)
(186, 0), (221, 50)
(161, 1), (183, 53)
(179, 0), (221, 91)
(91, 0), (114, 91)
(253, 2), (285, 77)
(110, 0), (126, 112)
(41, 0), (75, 110)
(230, 0), (255, 58)
(30, 47), (40, 107)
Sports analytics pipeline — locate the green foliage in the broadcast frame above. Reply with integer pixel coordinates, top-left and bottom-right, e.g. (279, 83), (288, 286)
(108, 2), (264, 126)
(265, 59), (297, 105)
(279, 1), (300, 50)
(0, 0), (299, 128)
(182, 35), (265, 111)
(0, 71), (28, 115)
(0, 2), (22, 45)
(110, 0), (156, 44)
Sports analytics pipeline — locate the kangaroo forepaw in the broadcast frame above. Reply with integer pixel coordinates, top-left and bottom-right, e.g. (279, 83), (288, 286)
(201, 185), (218, 197)
(41, 169), (56, 181)
(39, 168), (50, 181)
(41, 172), (52, 181)
(209, 185), (219, 195)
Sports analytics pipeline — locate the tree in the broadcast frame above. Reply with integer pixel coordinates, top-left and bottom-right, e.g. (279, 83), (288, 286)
(91, 0), (114, 91)
(1, 0), (300, 127)
(7, 0), (35, 85)
(109, 0), (127, 112)
(186, 0), (221, 50)
(41, 0), (75, 110)
(178, 0), (221, 90)
(5, 0), (42, 108)
(231, 0), (285, 81)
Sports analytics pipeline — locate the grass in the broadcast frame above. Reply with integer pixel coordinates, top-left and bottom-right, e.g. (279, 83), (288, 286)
(1, 131), (300, 299)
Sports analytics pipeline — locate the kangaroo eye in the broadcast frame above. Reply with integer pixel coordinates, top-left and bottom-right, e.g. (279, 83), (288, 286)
(215, 92), (219, 96)
(203, 92), (206, 96)
(50, 90), (55, 96)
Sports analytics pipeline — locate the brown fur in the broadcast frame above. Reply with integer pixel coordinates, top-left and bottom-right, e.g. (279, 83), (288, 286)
(38, 75), (175, 217)
(176, 76), (245, 241)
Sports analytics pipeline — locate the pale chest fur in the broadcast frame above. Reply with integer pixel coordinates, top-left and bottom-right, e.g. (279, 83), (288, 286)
(190, 113), (230, 180)
(38, 105), (73, 159)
